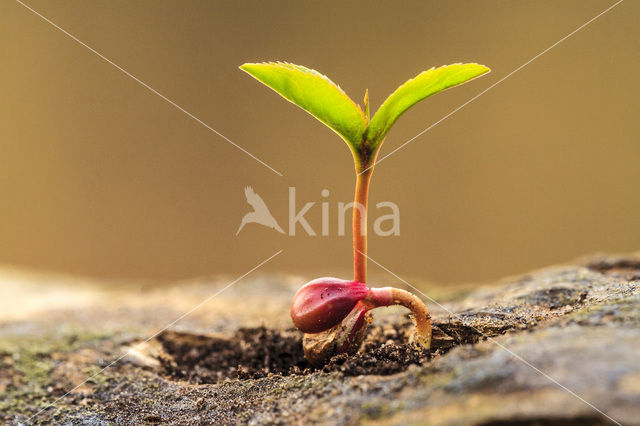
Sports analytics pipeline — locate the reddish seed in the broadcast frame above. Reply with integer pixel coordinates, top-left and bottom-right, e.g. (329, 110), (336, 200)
(290, 278), (369, 333)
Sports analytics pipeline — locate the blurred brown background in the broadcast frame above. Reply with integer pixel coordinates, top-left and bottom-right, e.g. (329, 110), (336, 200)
(1, 0), (638, 285)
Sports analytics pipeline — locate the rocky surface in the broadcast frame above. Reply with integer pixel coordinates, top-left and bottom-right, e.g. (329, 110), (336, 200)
(0, 254), (639, 425)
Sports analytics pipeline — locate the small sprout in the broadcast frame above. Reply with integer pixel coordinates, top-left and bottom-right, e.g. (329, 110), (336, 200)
(242, 61), (489, 364)
(291, 278), (433, 366)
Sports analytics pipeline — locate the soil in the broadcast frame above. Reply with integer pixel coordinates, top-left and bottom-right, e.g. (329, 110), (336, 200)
(158, 327), (310, 383)
(158, 321), (435, 383)
(157, 312), (509, 383)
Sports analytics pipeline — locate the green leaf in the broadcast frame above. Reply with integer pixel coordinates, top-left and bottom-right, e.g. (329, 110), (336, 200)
(365, 63), (490, 147)
(240, 62), (367, 150)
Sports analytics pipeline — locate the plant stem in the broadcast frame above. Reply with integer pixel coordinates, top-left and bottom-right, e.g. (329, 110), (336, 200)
(353, 169), (372, 283)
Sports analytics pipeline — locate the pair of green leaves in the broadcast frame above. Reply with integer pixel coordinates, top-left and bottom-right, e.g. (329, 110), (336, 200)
(240, 62), (489, 167)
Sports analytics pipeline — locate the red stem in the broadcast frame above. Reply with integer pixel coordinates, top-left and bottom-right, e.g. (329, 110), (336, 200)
(353, 170), (372, 283)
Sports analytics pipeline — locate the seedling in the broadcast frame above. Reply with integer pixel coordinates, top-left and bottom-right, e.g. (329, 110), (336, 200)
(241, 61), (490, 365)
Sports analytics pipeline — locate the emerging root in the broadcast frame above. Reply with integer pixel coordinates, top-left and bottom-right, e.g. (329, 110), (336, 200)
(390, 288), (432, 349)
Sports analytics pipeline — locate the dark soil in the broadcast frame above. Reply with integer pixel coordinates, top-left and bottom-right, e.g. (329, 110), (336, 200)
(322, 344), (428, 376)
(158, 327), (310, 384)
(158, 320), (445, 384)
